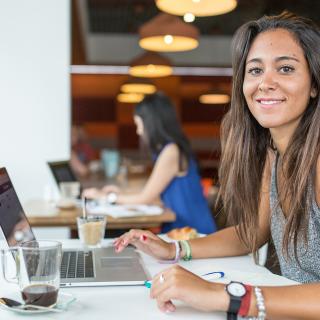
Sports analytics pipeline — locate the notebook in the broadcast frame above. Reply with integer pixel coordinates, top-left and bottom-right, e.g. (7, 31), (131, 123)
(0, 167), (149, 287)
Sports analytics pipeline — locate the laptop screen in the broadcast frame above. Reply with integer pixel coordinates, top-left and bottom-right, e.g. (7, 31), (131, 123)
(0, 168), (35, 246)
(47, 161), (78, 185)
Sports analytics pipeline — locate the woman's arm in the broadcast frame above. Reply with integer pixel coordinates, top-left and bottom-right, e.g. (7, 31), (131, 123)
(82, 144), (180, 202)
(116, 150), (273, 260)
(150, 265), (320, 319)
(115, 143), (181, 204)
(248, 283), (320, 319)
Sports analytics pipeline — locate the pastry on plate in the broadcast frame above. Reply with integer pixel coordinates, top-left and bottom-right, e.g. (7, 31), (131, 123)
(167, 226), (198, 240)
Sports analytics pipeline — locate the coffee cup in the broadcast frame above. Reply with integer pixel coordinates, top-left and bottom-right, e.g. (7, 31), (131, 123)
(1, 240), (62, 307)
(59, 182), (80, 199)
(58, 182), (80, 208)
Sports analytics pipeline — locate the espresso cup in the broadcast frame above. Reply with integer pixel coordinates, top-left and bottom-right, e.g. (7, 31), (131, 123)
(1, 240), (62, 307)
(59, 182), (80, 199)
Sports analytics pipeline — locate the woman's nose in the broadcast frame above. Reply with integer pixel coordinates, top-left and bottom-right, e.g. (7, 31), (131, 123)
(258, 72), (278, 92)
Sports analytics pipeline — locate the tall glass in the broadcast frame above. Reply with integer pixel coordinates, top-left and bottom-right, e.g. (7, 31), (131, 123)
(1, 240), (62, 307)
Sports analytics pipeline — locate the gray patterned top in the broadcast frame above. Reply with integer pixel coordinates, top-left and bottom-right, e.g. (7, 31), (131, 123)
(270, 156), (320, 283)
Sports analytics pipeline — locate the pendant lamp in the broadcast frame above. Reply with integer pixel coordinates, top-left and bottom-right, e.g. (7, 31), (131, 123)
(120, 77), (156, 94)
(117, 93), (145, 104)
(199, 93), (230, 104)
(129, 52), (172, 78)
(139, 13), (199, 52)
(156, 0), (237, 17)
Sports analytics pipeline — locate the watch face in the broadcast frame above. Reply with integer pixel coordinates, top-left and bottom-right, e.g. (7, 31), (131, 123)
(227, 282), (246, 297)
(107, 192), (117, 204)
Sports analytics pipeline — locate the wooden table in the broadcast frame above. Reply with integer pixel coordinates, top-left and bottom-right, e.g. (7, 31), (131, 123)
(27, 207), (176, 230)
(26, 170), (175, 235)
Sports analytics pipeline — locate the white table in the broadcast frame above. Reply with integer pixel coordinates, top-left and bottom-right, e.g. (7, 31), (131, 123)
(0, 239), (297, 320)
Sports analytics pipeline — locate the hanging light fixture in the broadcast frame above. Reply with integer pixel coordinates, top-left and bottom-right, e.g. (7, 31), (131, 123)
(120, 77), (156, 94)
(139, 13), (199, 52)
(117, 93), (145, 104)
(155, 0), (237, 17)
(199, 92), (230, 104)
(129, 51), (172, 78)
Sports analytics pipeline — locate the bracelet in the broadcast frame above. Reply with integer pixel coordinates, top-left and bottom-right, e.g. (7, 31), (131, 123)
(238, 285), (252, 317)
(245, 287), (266, 320)
(254, 287), (266, 320)
(179, 240), (192, 261)
(158, 241), (180, 264)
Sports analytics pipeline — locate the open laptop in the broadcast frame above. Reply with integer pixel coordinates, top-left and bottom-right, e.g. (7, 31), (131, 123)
(47, 160), (81, 190)
(0, 167), (149, 287)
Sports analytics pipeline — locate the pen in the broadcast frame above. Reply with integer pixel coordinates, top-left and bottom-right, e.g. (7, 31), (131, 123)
(201, 271), (225, 279)
(144, 271), (225, 289)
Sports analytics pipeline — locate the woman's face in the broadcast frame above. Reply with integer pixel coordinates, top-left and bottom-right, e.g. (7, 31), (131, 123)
(133, 115), (144, 136)
(243, 28), (316, 134)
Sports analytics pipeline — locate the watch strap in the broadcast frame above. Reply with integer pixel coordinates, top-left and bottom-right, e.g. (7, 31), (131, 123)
(227, 312), (238, 320)
(228, 295), (242, 314)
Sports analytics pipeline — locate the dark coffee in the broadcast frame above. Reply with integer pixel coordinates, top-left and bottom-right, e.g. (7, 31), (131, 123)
(22, 284), (58, 307)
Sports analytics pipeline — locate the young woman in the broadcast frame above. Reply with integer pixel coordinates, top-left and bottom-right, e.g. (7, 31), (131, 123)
(84, 92), (217, 234)
(113, 12), (320, 319)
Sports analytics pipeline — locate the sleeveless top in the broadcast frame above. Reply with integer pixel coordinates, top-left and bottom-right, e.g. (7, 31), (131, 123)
(159, 148), (217, 234)
(270, 155), (320, 283)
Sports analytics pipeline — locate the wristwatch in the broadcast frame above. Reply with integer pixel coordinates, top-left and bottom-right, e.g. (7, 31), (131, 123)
(106, 192), (118, 205)
(225, 281), (246, 320)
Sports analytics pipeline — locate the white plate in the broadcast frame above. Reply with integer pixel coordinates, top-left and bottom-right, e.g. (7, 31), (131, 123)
(0, 292), (76, 314)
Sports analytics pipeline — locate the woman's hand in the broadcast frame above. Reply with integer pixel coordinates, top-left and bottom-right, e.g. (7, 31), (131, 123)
(83, 185), (120, 200)
(113, 229), (175, 261)
(102, 185), (120, 194)
(82, 187), (105, 199)
(150, 265), (229, 313)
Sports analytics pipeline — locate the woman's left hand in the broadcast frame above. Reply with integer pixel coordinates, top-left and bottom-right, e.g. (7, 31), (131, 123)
(150, 265), (229, 313)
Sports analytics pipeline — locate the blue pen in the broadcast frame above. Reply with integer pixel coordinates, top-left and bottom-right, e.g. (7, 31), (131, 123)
(144, 271), (224, 289)
(201, 271), (225, 279)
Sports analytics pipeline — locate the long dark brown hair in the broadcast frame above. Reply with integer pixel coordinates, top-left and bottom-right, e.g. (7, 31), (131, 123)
(218, 12), (320, 261)
(134, 92), (193, 164)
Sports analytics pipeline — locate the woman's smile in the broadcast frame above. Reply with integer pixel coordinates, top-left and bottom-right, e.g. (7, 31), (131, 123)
(255, 97), (286, 109)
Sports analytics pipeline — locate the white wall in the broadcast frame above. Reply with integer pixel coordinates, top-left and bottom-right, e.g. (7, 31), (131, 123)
(0, 0), (70, 204)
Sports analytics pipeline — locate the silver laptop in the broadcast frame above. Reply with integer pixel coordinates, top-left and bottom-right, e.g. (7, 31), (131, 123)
(0, 167), (149, 287)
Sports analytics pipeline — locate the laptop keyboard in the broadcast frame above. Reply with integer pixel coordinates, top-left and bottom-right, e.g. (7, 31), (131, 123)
(61, 251), (94, 279)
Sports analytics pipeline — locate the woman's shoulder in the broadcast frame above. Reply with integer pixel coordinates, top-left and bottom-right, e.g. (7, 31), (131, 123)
(156, 143), (180, 164)
(160, 143), (180, 157)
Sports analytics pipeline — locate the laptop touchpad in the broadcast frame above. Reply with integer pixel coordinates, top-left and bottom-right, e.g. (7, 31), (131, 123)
(100, 257), (135, 268)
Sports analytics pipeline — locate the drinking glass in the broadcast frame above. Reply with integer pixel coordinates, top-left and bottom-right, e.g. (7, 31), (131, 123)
(1, 240), (62, 307)
(77, 215), (107, 248)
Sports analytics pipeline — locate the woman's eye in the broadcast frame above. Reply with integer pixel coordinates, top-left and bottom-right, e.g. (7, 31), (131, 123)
(279, 65), (294, 73)
(247, 67), (262, 75)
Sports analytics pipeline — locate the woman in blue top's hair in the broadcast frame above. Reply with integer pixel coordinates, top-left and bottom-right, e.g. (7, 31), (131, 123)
(134, 92), (192, 170)
(84, 92), (217, 234)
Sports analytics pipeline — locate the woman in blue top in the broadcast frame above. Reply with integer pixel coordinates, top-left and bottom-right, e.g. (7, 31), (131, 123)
(84, 92), (216, 234)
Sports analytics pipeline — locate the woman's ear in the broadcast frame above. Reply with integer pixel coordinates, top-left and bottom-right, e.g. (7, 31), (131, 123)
(311, 86), (317, 98)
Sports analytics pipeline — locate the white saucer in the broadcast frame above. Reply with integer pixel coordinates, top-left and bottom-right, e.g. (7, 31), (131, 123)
(0, 292), (76, 314)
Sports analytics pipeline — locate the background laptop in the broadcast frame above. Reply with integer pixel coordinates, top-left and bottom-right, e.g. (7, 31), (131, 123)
(47, 160), (81, 190)
(0, 167), (149, 287)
